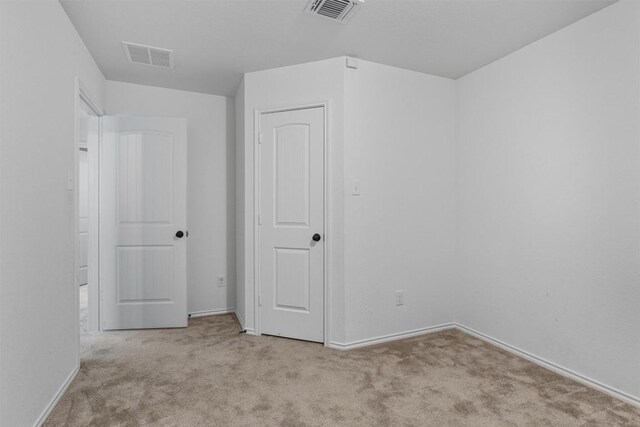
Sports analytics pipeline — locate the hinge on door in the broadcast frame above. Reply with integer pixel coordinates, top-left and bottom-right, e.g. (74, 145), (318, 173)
(258, 295), (262, 306)
(258, 133), (263, 144)
(258, 214), (262, 225)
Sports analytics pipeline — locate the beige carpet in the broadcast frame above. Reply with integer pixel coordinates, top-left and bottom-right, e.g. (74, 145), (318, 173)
(46, 314), (640, 426)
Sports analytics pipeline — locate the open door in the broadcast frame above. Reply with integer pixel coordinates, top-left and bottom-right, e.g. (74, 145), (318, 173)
(100, 116), (187, 330)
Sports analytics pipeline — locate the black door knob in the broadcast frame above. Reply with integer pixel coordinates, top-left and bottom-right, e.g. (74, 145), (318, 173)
(312, 233), (322, 242)
(176, 231), (184, 238)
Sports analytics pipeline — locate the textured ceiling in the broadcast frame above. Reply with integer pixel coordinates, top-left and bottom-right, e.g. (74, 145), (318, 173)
(61, 0), (616, 96)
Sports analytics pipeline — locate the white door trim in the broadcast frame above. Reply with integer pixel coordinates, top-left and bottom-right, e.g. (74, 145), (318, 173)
(73, 78), (103, 366)
(253, 101), (331, 346)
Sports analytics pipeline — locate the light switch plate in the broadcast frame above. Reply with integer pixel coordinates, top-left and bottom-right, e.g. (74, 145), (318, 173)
(396, 290), (404, 306)
(352, 179), (361, 196)
(217, 275), (226, 287)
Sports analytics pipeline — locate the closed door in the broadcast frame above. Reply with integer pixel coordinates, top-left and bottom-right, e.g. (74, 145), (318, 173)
(100, 116), (188, 330)
(259, 107), (325, 342)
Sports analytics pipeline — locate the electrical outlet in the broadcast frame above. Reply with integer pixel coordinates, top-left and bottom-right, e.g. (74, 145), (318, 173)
(217, 275), (226, 287)
(395, 290), (404, 306)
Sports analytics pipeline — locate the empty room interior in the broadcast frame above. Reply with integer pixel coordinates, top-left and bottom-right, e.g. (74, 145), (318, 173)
(1, 0), (640, 425)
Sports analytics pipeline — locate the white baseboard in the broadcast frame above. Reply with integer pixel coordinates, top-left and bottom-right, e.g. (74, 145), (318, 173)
(189, 308), (235, 318)
(455, 323), (640, 408)
(35, 366), (79, 427)
(328, 323), (456, 350)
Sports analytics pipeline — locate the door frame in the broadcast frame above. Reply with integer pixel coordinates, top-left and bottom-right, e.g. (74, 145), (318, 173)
(74, 77), (103, 352)
(253, 102), (331, 346)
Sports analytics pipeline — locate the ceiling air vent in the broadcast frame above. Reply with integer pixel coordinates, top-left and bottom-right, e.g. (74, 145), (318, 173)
(305, 0), (363, 24)
(122, 42), (174, 69)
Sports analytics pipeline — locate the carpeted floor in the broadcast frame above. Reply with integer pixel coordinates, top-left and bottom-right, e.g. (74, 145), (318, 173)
(46, 314), (640, 426)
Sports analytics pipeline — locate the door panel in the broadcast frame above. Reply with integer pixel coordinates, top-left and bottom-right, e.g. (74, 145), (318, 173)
(260, 107), (324, 342)
(118, 133), (173, 223)
(116, 246), (174, 302)
(275, 124), (310, 226)
(274, 248), (310, 312)
(100, 116), (187, 330)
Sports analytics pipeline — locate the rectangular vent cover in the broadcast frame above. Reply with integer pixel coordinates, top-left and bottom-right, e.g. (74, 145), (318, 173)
(123, 42), (174, 69)
(305, 0), (363, 23)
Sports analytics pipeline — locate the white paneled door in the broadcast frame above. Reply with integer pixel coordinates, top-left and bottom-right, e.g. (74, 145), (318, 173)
(100, 117), (187, 330)
(259, 107), (325, 342)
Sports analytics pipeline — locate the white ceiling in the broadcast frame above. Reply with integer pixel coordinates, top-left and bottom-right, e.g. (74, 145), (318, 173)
(60, 0), (616, 96)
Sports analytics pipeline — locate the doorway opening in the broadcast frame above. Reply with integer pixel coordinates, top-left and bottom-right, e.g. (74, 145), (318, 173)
(77, 102), (92, 333)
(75, 81), (103, 344)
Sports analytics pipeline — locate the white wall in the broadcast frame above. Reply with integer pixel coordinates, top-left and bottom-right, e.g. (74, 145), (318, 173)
(239, 58), (457, 344)
(240, 58), (347, 339)
(456, 0), (640, 401)
(2, 2), (636, 424)
(234, 78), (246, 328)
(105, 81), (236, 316)
(0, 2), (106, 425)
(342, 60), (456, 345)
